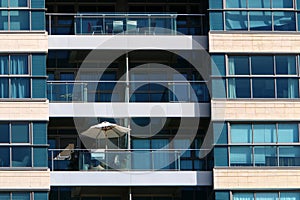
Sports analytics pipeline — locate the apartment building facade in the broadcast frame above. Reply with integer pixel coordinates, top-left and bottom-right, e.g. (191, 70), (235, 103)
(0, 0), (299, 199)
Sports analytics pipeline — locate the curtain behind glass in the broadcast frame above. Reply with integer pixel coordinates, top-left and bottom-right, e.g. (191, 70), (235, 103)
(10, 55), (27, 74)
(152, 139), (170, 169)
(281, 192), (300, 200)
(225, 11), (248, 30)
(0, 78), (8, 98)
(0, 56), (8, 74)
(233, 193), (254, 200)
(249, 0), (270, 8)
(11, 78), (29, 98)
(256, 193), (278, 200)
(228, 78), (236, 98)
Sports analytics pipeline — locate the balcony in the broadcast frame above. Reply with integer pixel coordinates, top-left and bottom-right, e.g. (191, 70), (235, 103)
(49, 149), (211, 172)
(47, 81), (209, 103)
(46, 13), (206, 35)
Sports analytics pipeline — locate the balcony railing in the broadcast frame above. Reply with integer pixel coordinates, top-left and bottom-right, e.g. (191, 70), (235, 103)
(48, 149), (209, 171)
(46, 13), (206, 35)
(47, 81), (209, 103)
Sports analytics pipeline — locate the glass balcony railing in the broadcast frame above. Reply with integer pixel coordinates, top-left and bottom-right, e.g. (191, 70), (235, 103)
(46, 13), (206, 35)
(47, 81), (209, 103)
(48, 149), (209, 171)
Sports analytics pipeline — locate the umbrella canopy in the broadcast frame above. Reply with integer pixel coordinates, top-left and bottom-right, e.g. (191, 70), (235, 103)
(80, 121), (130, 149)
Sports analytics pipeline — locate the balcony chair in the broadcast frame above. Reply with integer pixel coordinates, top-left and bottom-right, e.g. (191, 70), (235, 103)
(54, 143), (74, 160)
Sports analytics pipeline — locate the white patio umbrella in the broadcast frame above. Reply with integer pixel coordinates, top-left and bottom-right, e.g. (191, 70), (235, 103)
(80, 121), (130, 149)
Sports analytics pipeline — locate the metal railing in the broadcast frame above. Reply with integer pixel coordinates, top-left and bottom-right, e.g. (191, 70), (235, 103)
(46, 13), (206, 35)
(47, 80), (209, 103)
(48, 149), (208, 171)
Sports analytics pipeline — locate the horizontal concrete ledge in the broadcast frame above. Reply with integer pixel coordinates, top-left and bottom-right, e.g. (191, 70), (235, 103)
(48, 35), (208, 50)
(49, 102), (210, 117)
(214, 168), (300, 190)
(50, 171), (212, 186)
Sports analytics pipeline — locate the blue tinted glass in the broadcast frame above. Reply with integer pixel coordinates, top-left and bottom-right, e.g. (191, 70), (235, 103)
(212, 55), (225, 76)
(253, 78), (275, 98)
(0, 56), (8, 74)
(275, 56), (296, 74)
(216, 192), (230, 200)
(0, 78), (8, 98)
(274, 12), (296, 31)
(253, 124), (276, 143)
(31, 0), (45, 8)
(277, 78), (299, 98)
(251, 56), (273, 75)
(34, 192), (48, 199)
(32, 79), (46, 98)
(0, 11), (8, 30)
(298, 0), (300, 9)
(250, 11), (272, 31)
(228, 56), (249, 75)
(10, 55), (28, 74)
(214, 147), (228, 166)
(0, 193), (9, 199)
(214, 123), (228, 144)
(31, 11), (45, 30)
(281, 192), (300, 200)
(10, 11), (29, 30)
(33, 147), (47, 167)
(254, 146), (277, 166)
(210, 12), (224, 30)
(249, 0), (271, 8)
(230, 124), (252, 143)
(226, 0), (246, 8)
(230, 146), (253, 166)
(11, 123), (29, 143)
(0, 0), (8, 7)
(225, 11), (248, 30)
(233, 193), (254, 200)
(278, 124), (298, 143)
(33, 123), (47, 144)
(209, 0), (223, 9)
(279, 146), (300, 166)
(12, 147), (31, 167)
(272, 0), (293, 8)
(60, 73), (74, 80)
(228, 78), (251, 98)
(11, 78), (30, 98)
(256, 193), (278, 200)
(0, 123), (9, 143)
(212, 78), (226, 98)
(12, 192), (30, 200)
(10, 0), (27, 7)
(0, 147), (10, 167)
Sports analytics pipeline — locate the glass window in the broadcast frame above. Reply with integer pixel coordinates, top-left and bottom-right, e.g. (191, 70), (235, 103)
(253, 124), (276, 143)
(233, 193), (254, 200)
(209, 0), (223, 9)
(228, 78), (251, 98)
(279, 146), (300, 166)
(212, 55), (225, 76)
(0, 11), (8, 30)
(272, 0), (293, 8)
(212, 78), (226, 98)
(225, 11), (248, 30)
(254, 146), (277, 166)
(12, 147), (31, 167)
(275, 55), (296, 74)
(11, 123), (29, 143)
(252, 78), (275, 98)
(33, 147), (47, 167)
(251, 56), (274, 75)
(278, 124), (299, 143)
(276, 78), (299, 98)
(0, 0), (8, 7)
(10, 55), (28, 74)
(274, 12), (296, 31)
(10, 11), (29, 30)
(210, 12), (224, 30)
(11, 78), (30, 98)
(216, 192), (230, 200)
(230, 146), (253, 166)
(249, 11), (272, 31)
(256, 193), (278, 200)
(0, 123), (9, 143)
(10, 0), (28, 7)
(214, 123), (228, 144)
(228, 56), (249, 75)
(226, 0), (247, 8)
(249, 0), (271, 8)
(0, 78), (8, 98)
(12, 192), (30, 200)
(0, 193), (10, 200)
(298, 0), (300, 9)
(0, 147), (10, 167)
(231, 124), (252, 143)
(280, 192), (300, 200)
(0, 55), (8, 74)
(214, 147), (228, 166)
